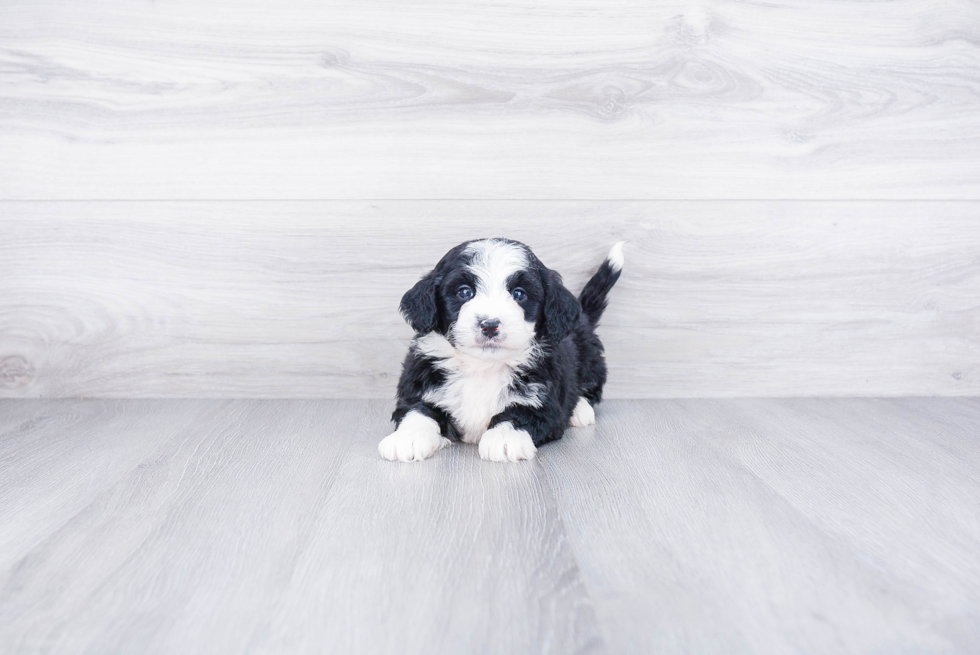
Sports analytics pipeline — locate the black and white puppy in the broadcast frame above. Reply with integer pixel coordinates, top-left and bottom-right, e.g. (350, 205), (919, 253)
(379, 238), (623, 463)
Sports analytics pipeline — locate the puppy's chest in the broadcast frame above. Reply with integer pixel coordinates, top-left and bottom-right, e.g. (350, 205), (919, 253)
(424, 361), (516, 444)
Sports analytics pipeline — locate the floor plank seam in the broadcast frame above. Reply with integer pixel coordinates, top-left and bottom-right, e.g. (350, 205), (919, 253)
(531, 459), (613, 655)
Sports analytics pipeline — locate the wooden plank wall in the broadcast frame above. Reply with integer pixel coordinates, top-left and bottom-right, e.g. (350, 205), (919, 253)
(1, 0), (978, 398)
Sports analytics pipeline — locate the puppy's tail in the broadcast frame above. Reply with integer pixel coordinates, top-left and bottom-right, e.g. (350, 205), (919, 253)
(579, 241), (624, 325)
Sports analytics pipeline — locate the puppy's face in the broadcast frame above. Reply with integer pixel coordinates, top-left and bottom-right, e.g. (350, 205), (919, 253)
(442, 240), (540, 358)
(400, 239), (580, 360)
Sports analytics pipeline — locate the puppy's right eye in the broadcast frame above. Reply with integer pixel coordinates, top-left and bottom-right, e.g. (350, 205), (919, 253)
(456, 285), (474, 300)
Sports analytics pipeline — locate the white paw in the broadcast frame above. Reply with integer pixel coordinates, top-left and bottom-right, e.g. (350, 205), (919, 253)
(378, 412), (450, 462)
(478, 423), (537, 462)
(569, 397), (595, 427)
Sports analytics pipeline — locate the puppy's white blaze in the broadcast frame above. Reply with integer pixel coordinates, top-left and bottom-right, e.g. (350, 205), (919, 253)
(607, 241), (626, 272)
(463, 239), (528, 295)
(378, 411), (449, 462)
(415, 332), (543, 444)
(569, 396), (596, 427)
(479, 422), (537, 462)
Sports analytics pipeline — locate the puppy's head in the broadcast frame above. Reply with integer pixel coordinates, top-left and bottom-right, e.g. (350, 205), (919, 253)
(400, 239), (580, 359)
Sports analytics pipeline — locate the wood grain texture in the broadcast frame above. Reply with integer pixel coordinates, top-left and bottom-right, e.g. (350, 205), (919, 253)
(2, 0), (979, 199)
(690, 398), (980, 652)
(538, 398), (979, 654)
(244, 410), (604, 655)
(1, 201), (978, 398)
(0, 399), (604, 655)
(0, 400), (222, 574)
(2, 398), (979, 653)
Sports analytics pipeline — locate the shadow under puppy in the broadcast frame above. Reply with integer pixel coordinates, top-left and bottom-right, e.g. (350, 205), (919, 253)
(379, 238), (623, 463)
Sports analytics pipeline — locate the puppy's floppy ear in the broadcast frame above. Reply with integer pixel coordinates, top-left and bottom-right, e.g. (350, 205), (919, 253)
(400, 271), (440, 334)
(539, 268), (581, 343)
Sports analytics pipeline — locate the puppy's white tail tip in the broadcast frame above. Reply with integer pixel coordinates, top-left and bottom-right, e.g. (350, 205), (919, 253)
(607, 241), (626, 272)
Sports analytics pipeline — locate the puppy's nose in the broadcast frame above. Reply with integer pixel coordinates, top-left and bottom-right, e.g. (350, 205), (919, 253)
(479, 319), (501, 337)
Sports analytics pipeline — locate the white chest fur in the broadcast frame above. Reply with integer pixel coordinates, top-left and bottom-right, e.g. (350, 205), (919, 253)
(415, 333), (542, 444)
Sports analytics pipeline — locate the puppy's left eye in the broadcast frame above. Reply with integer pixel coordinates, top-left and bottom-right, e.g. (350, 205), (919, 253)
(511, 287), (527, 301)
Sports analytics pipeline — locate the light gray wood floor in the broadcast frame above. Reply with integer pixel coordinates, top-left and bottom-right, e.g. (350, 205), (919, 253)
(1, 398), (978, 654)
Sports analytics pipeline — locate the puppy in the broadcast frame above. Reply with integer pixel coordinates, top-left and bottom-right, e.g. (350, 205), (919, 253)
(378, 238), (623, 463)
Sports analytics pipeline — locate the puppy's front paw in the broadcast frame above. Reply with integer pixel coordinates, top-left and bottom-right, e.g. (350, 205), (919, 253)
(569, 397), (595, 427)
(378, 412), (449, 462)
(479, 423), (536, 462)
